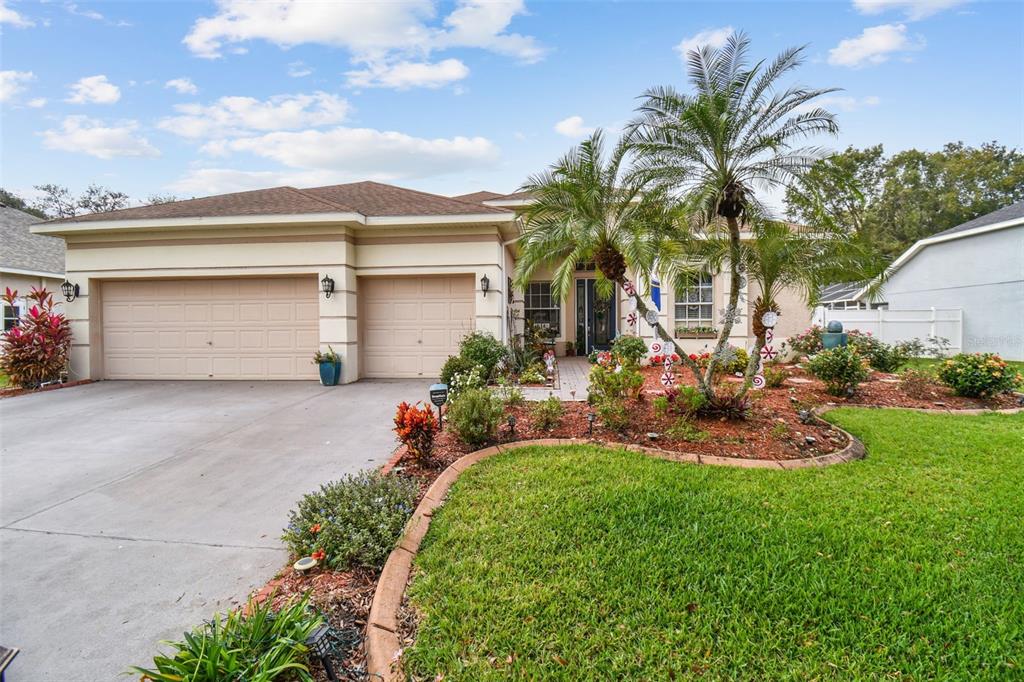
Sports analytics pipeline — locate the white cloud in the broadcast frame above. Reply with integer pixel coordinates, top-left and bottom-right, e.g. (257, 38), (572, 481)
(167, 168), (345, 195)
(183, 0), (544, 88)
(852, 0), (966, 20)
(64, 2), (131, 26)
(346, 58), (469, 89)
(0, 70), (34, 102)
(288, 61), (313, 78)
(158, 91), (350, 139)
(1, 0), (34, 27)
(675, 26), (733, 56)
(828, 24), (924, 67)
(164, 77), (198, 95)
(554, 115), (595, 139)
(27, 97), (47, 108)
(795, 94), (881, 114)
(41, 116), (160, 159)
(211, 126), (499, 178)
(66, 75), (121, 104)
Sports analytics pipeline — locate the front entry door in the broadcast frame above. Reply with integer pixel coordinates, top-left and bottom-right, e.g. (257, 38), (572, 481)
(575, 279), (617, 354)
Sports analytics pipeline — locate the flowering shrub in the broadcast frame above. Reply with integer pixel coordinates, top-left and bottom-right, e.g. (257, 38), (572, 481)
(649, 353), (681, 366)
(448, 365), (485, 400)
(807, 345), (870, 396)
(789, 326), (824, 356)
(282, 470), (417, 570)
(611, 334), (647, 365)
(937, 353), (1022, 398)
(899, 368), (936, 399)
(693, 346), (749, 375)
(1, 287), (72, 388)
(589, 360), (644, 403)
(393, 401), (438, 461)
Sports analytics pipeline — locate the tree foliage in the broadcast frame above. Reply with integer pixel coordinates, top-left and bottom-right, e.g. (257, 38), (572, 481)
(32, 183), (130, 218)
(785, 142), (1024, 259)
(0, 188), (48, 219)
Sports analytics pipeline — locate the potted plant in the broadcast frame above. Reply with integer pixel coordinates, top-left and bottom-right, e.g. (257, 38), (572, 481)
(312, 346), (342, 386)
(565, 341), (575, 356)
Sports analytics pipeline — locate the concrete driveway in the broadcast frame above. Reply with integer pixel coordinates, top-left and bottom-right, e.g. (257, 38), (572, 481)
(0, 379), (421, 681)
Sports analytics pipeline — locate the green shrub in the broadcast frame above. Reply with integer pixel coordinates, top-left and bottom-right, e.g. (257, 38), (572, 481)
(458, 331), (507, 380)
(497, 382), (525, 407)
(807, 345), (870, 396)
(447, 388), (504, 447)
(665, 418), (709, 442)
(519, 366), (547, 384)
(611, 335), (648, 365)
(725, 346), (750, 375)
(847, 331), (919, 373)
(588, 361), (644, 403)
(595, 397), (630, 433)
(129, 595), (322, 682)
(440, 354), (476, 386)
(763, 365), (787, 389)
(653, 385), (707, 418)
(937, 353), (1022, 398)
(530, 396), (564, 430)
(282, 470), (417, 570)
(899, 368), (936, 399)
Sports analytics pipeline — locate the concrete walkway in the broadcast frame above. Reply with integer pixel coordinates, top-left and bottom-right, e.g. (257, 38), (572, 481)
(0, 379), (421, 682)
(521, 356), (591, 402)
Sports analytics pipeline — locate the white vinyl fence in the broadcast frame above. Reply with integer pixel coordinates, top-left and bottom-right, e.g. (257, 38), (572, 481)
(812, 307), (963, 354)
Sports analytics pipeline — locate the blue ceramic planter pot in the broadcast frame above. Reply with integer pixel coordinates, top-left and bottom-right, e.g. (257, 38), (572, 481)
(319, 361), (341, 386)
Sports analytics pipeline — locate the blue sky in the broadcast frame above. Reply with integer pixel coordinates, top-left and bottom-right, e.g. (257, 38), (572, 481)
(1, 0), (1022, 209)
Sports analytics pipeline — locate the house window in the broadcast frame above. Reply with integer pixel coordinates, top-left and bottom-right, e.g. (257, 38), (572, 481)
(3, 303), (22, 332)
(674, 272), (714, 326)
(524, 281), (561, 336)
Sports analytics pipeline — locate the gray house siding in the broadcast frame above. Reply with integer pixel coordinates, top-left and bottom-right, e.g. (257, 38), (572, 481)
(881, 225), (1024, 360)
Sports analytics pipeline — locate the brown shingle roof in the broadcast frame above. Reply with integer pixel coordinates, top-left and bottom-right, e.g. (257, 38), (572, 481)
(46, 186), (353, 224)
(486, 190), (533, 202)
(451, 190), (504, 203)
(303, 182), (508, 216)
(45, 181), (510, 225)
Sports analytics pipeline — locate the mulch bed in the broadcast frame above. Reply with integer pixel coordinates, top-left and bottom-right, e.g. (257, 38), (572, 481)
(0, 378), (93, 399)
(252, 362), (1020, 678)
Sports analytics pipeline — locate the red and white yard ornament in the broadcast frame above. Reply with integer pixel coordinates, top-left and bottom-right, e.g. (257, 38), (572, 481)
(650, 341), (663, 355)
(623, 280), (636, 296)
(752, 310), (780, 389)
(660, 372), (675, 387)
(626, 311), (638, 329)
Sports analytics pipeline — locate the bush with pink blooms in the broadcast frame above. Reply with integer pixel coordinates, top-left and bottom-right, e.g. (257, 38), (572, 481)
(1, 287), (72, 388)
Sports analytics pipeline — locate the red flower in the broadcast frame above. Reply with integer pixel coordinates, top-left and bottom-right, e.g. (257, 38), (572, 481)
(311, 549), (325, 561)
(688, 353), (698, 361)
(310, 523), (321, 534)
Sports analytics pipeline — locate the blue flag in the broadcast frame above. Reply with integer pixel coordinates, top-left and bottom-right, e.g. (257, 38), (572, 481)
(651, 277), (661, 311)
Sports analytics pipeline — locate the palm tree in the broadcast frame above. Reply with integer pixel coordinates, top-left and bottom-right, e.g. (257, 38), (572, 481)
(513, 131), (709, 387)
(628, 31), (841, 387)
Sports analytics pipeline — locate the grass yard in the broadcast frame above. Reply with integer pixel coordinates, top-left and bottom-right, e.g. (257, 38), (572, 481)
(405, 409), (1024, 680)
(0, 372), (7, 388)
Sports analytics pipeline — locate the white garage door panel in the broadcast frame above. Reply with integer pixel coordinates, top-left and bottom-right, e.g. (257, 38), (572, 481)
(102, 277), (319, 380)
(360, 275), (474, 378)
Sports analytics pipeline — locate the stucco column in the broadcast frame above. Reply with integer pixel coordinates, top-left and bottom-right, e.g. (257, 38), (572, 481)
(65, 278), (96, 381)
(474, 267), (503, 340)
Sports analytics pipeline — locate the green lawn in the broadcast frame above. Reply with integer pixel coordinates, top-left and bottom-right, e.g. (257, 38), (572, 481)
(405, 409), (1024, 680)
(0, 372), (7, 388)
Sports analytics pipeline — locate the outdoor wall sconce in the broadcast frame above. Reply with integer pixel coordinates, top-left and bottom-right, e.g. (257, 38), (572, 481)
(60, 280), (80, 303)
(480, 274), (490, 297)
(320, 275), (335, 299)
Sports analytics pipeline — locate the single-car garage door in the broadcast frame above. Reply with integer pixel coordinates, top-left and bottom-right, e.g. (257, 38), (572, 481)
(360, 276), (474, 378)
(102, 277), (319, 380)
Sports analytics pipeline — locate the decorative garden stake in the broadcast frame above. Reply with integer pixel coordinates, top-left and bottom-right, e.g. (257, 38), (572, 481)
(752, 311), (780, 389)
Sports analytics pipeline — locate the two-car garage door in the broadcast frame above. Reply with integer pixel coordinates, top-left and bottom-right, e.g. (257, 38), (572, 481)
(102, 277), (319, 380)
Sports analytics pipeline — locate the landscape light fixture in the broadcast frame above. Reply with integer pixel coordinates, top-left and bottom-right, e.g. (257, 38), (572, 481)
(320, 275), (335, 299)
(305, 625), (339, 682)
(508, 414), (516, 434)
(60, 280), (80, 303)
(480, 274), (490, 297)
(587, 412), (595, 436)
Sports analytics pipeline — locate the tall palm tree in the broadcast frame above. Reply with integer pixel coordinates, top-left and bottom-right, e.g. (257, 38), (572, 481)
(513, 130), (709, 387)
(628, 31), (841, 387)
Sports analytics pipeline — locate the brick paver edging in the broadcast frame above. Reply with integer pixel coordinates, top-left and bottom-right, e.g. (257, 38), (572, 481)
(365, 431), (869, 681)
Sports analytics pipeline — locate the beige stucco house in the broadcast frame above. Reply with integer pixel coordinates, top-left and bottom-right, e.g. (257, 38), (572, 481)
(2, 203), (66, 330)
(32, 182), (810, 384)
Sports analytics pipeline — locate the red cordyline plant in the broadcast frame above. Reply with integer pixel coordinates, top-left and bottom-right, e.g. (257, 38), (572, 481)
(393, 401), (439, 461)
(1, 287), (72, 388)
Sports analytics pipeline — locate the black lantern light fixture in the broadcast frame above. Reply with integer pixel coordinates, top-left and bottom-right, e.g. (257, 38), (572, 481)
(60, 280), (80, 303)
(305, 624), (339, 682)
(507, 414), (516, 434)
(480, 274), (490, 297)
(320, 275), (335, 299)
(586, 412), (595, 437)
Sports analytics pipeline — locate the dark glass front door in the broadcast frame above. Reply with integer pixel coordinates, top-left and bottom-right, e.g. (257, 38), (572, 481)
(575, 279), (616, 354)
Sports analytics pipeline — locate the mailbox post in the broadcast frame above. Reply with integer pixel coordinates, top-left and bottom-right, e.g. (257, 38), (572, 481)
(429, 383), (449, 429)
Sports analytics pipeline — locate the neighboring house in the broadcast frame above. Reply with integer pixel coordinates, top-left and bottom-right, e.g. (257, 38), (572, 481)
(463, 191), (813, 359)
(33, 182), (814, 383)
(1, 203), (66, 331)
(818, 282), (874, 311)
(852, 200), (1024, 361)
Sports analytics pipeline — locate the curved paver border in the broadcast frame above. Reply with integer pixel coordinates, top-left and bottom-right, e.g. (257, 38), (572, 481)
(364, 430), (869, 681)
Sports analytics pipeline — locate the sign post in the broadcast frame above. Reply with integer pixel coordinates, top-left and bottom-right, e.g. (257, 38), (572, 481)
(429, 383), (448, 430)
